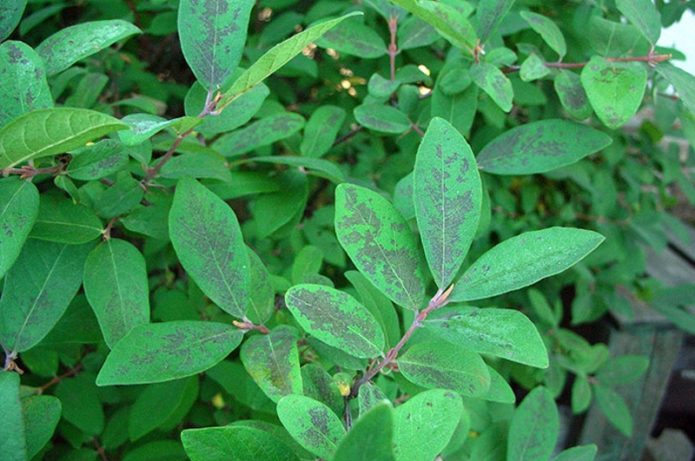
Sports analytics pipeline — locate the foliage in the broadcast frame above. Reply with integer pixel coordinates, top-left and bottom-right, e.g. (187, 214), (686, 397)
(1, 0), (694, 460)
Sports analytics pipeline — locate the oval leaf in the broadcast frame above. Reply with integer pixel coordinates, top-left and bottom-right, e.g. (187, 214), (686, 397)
(285, 284), (385, 358)
(0, 178), (39, 280)
(96, 321), (243, 385)
(29, 195), (103, 244)
(277, 395), (345, 459)
(354, 104), (411, 134)
(450, 227), (604, 301)
(300, 105), (346, 158)
(554, 70), (593, 120)
(317, 17), (386, 58)
(335, 183), (426, 310)
(169, 178), (249, 318)
(508, 387), (559, 461)
(333, 403), (395, 461)
(22, 395), (61, 459)
(414, 117), (482, 288)
(594, 384), (633, 436)
(616, 0), (661, 44)
(520, 11), (566, 58)
(182, 426), (298, 461)
(471, 62), (513, 112)
(66, 140), (129, 180)
(213, 113), (305, 157)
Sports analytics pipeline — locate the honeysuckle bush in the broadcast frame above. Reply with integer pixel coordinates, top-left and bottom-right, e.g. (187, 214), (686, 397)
(1, 0), (694, 460)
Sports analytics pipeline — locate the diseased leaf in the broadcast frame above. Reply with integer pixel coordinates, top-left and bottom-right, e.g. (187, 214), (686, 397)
(471, 62), (513, 112)
(300, 105), (345, 158)
(477, 119), (612, 175)
(594, 384), (633, 436)
(554, 70), (593, 120)
(391, 0), (476, 51)
(83, 239), (150, 348)
(414, 117), (482, 288)
(398, 16), (439, 50)
(616, 0), (661, 43)
(213, 113), (305, 157)
(476, 0), (516, 43)
(0, 0), (27, 42)
(160, 151), (232, 183)
(66, 140), (129, 180)
(397, 341), (491, 396)
(0, 108), (127, 169)
(354, 104), (411, 134)
(0, 41), (53, 127)
(218, 13), (362, 109)
(96, 321), (243, 385)
(425, 306), (549, 368)
(508, 387), (559, 461)
(240, 326), (303, 402)
(169, 178), (249, 318)
(655, 63), (695, 114)
(29, 194), (103, 244)
(119, 114), (197, 146)
(333, 403), (395, 461)
(285, 284), (385, 358)
(0, 371), (26, 461)
(317, 17), (386, 58)
(277, 395), (345, 459)
(0, 178), (39, 280)
(22, 395), (61, 459)
(393, 389), (463, 461)
(301, 364), (344, 417)
(0, 240), (90, 353)
(245, 248), (274, 325)
(178, 0), (255, 91)
(335, 183), (426, 310)
(520, 11), (566, 58)
(520, 53), (550, 82)
(182, 426), (298, 461)
(581, 57), (647, 129)
(36, 19), (141, 76)
(450, 227), (604, 301)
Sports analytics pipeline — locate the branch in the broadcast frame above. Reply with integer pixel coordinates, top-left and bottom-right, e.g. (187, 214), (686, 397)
(502, 52), (671, 74)
(387, 16), (399, 82)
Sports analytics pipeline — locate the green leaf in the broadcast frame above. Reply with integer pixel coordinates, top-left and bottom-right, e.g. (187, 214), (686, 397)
(277, 395), (345, 459)
(0, 108), (127, 169)
(250, 170), (308, 239)
(397, 16), (438, 50)
(0, 41), (53, 127)
(285, 284), (385, 358)
(300, 105), (346, 158)
(581, 57), (647, 129)
(335, 183), (426, 310)
(160, 151), (232, 183)
(83, 239), (150, 348)
(483, 365), (516, 403)
(397, 340), (490, 396)
(247, 156), (345, 184)
(393, 389), (463, 461)
(66, 140), (129, 180)
(169, 178), (249, 318)
(129, 377), (198, 441)
(118, 114), (196, 146)
(182, 426), (298, 461)
(471, 62), (513, 112)
(595, 355), (649, 386)
(450, 227), (604, 301)
(391, 0), (477, 51)
(218, 13), (362, 109)
(477, 119), (612, 175)
(245, 248), (274, 325)
(425, 306), (549, 368)
(571, 374), (591, 414)
(554, 70), (593, 120)
(93, 172), (144, 219)
(475, 0), (516, 43)
(29, 194), (103, 244)
(507, 387), (559, 461)
(213, 113), (305, 157)
(616, 0), (661, 43)
(316, 17), (386, 58)
(96, 321), (243, 385)
(354, 104), (411, 134)
(0, 0), (27, 41)
(551, 445), (597, 461)
(655, 63), (695, 115)
(594, 384), (632, 436)
(0, 178), (39, 280)
(240, 326), (303, 402)
(333, 403), (395, 461)
(36, 20), (141, 76)
(178, 0), (255, 91)
(0, 240), (90, 353)
(22, 395), (61, 459)
(520, 53), (550, 82)
(520, 11), (566, 58)
(414, 117), (482, 288)
(54, 373), (104, 435)
(0, 371), (26, 461)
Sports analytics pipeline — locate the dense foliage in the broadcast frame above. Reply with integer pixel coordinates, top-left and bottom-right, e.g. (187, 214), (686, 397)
(1, 0), (694, 460)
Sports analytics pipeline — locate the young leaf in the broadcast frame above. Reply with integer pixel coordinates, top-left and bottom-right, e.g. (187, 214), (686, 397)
(169, 178), (249, 318)
(0, 108), (127, 169)
(655, 63), (695, 114)
(213, 112), (305, 157)
(0, 178), (39, 280)
(182, 426), (298, 461)
(397, 341), (491, 396)
(276, 395), (345, 459)
(36, 19), (141, 76)
(425, 306), (549, 368)
(581, 57), (647, 129)
(178, 0), (255, 91)
(471, 62), (513, 112)
(83, 239), (150, 349)
(218, 12), (362, 109)
(414, 117), (482, 288)
(0, 0), (27, 41)
(450, 227), (604, 301)
(594, 384), (633, 436)
(0, 240), (90, 353)
(22, 395), (61, 459)
(354, 104), (412, 134)
(476, 119), (612, 175)
(285, 284), (385, 358)
(554, 70), (593, 120)
(29, 195), (103, 244)
(520, 11), (566, 58)
(393, 389), (463, 461)
(475, 0), (516, 43)
(335, 183), (426, 310)
(507, 387), (559, 461)
(0, 41), (53, 127)
(0, 371), (26, 461)
(551, 444), (597, 461)
(615, 0), (661, 44)
(97, 321), (243, 385)
(333, 403), (396, 461)
(240, 326), (303, 402)
(300, 105), (346, 158)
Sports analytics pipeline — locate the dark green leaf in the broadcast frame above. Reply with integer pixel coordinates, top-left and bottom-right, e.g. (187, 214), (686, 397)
(616, 0), (661, 43)
(169, 178), (249, 318)
(285, 284), (385, 358)
(0, 0), (27, 41)
(182, 426), (298, 461)
(391, 0), (476, 51)
(554, 70), (593, 120)
(213, 113), (305, 157)
(66, 140), (129, 180)
(0, 371), (26, 461)
(507, 387), (559, 461)
(247, 156), (345, 183)
(551, 444), (597, 461)
(93, 172), (144, 219)
(398, 16), (439, 50)
(0, 178), (39, 280)
(520, 11), (566, 58)
(594, 384), (632, 436)
(595, 355), (649, 386)
(317, 17), (386, 58)
(571, 374), (591, 414)
(300, 105), (345, 158)
(333, 403), (395, 461)
(160, 151), (232, 183)
(22, 395), (61, 459)
(29, 195), (103, 244)
(96, 321), (243, 385)
(249, 170), (308, 239)
(54, 373), (104, 435)
(277, 395), (345, 459)
(414, 117), (482, 288)
(354, 104), (411, 134)
(471, 62), (513, 112)
(475, 0), (515, 43)
(245, 248), (274, 325)
(129, 377), (198, 441)
(118, 114), (197, 146)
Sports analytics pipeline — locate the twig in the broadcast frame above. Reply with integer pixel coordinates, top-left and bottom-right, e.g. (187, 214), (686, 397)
(502, 52), (671, 74)
(232, 318), (270, 334)
(1, 164), (65, 179)
(37, 363), (83, 394)
(387, 16), (399, 81)
(333, 125), (363, 147)
(93, 437), (109, 461)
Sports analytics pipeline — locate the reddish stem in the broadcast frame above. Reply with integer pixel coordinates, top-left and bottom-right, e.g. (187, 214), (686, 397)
(387, 16), (398, 81)
(37, 364), (83, 394)
(503, 52), (671, 74)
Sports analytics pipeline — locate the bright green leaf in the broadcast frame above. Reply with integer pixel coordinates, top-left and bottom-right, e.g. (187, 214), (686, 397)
(508, 387), (559, 461)
(118, 114), (195, 146)
(520, 11), (566, 58)
(0, 178), (39, 280)
(246, 156), (345, 184)
(482, 365), (516, 403)
(66, 140), (129, 180)
(245, 248), (274, 325)
(471, 62), (513, 112)
(277, 395), (345, 459)
(571, 374), (592, 414)
(391, 0), (477, 51)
